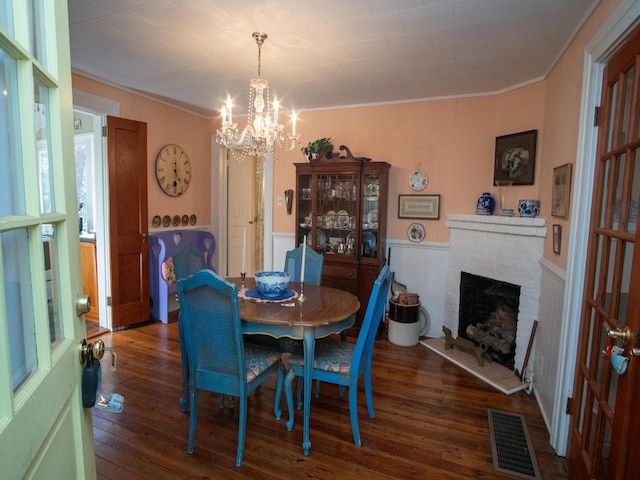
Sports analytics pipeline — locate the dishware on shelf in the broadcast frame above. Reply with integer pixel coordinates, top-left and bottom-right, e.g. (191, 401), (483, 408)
(254, 271), (290, 298)
(476, 192), (496, 214)
(518, 199), (541, 217)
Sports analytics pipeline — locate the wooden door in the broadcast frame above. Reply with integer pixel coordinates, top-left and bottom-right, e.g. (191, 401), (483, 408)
(228, 154), (255, 276)
(0, 1), (96, 477)
(566, 24), (640, 479)
(107, 116), (149, 329)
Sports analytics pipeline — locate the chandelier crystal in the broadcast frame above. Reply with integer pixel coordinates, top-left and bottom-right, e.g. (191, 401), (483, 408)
(216, 32), (300, 161)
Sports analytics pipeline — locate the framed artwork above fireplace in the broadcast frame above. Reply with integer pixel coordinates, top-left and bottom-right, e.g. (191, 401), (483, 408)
(493, 130), (537, 185)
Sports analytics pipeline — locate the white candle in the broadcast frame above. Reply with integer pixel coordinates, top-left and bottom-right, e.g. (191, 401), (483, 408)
(273, 97), (279, 126)
(221, 106), (227, 125)
(226, 95), (233, 124)
(242, 230), (246, 274)
(300, 236), (306, 283)
(291, 111), (297, 136)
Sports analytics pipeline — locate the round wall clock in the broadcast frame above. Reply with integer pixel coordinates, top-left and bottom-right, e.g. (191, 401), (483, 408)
(155, 144), (192, 197)
(409, 164), (428, 191)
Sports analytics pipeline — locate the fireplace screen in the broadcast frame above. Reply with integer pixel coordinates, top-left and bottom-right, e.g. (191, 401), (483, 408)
(458, 272), (520, 369)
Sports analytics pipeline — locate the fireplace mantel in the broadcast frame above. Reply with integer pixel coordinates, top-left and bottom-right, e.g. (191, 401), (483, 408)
(444, 213), (546, 378)
(446, 214), (546, 237)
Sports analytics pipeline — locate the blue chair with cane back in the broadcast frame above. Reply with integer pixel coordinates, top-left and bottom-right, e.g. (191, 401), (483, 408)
(283, 243), (324, 397)
(177, 269), (284, 466)
(172, 244), (208, 412)
(284, 244), (324, 285)
(280, 265), (392, 447)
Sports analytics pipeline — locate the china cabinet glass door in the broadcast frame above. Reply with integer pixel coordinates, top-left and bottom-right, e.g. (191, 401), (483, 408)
(362, 172), (381, 258)
(314, 173), (358, 256)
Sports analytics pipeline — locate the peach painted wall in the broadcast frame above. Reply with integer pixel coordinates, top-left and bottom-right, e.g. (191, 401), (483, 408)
(538, 0), (622, 269)
(273, 82), (546, 243)
(72, 74), (216, 228)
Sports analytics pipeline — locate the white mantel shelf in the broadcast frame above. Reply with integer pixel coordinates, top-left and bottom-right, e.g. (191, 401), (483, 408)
(446, 213), (547, 238)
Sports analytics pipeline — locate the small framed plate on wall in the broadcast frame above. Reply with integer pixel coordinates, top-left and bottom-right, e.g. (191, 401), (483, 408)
(407, 223), (425, 242)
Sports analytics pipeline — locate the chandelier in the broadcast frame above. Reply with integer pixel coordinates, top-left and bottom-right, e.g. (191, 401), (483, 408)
(216, 32), (300, 161)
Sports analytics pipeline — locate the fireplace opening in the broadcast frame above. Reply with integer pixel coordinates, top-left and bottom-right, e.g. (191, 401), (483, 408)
(458, 272), (520, 370)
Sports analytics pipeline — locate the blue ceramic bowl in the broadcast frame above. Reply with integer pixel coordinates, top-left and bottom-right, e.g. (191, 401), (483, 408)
(255, 271), (290, 298)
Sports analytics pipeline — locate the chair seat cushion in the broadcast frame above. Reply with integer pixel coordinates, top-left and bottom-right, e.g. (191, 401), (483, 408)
(244, 344), (281, 382)
(289, 338), (353, 375)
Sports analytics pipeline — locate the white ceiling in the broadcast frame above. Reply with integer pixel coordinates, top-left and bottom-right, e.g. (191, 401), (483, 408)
(68, 0), (599, 118)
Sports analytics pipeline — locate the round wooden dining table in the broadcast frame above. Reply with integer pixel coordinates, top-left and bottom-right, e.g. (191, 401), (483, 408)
(228, 278), (360, 455)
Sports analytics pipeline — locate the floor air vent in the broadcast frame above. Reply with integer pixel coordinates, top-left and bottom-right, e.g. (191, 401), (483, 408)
(488, 409), (541, 479)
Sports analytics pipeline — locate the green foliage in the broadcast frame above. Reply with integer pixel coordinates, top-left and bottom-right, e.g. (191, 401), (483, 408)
(301, 137), (332, 156)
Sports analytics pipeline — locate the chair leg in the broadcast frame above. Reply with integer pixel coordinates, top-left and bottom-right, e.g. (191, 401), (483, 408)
(274, 362), (284, 420)
(236, 394), (248, 466)
(364, 365), (375, 418)
(187, 388), (198, 453)
(285, 369), (296, 431)
(296, 377), (303, 409)
(179, 320), (189, 413)
(348, 386), (361, 447)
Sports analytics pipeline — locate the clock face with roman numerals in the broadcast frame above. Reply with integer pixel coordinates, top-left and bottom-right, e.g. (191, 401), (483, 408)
(155, 144), (191, 197)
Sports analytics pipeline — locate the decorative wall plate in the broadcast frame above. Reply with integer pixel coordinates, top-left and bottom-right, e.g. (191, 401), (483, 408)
(189, 214), (197, 225)
(162, 215), (171, 227)
(172, 215), (181, 227)
(152, 215), (161, 228)
(181, 214), (189, 226)
(409, 164), (428, 191)
(408, 223), (425, 242)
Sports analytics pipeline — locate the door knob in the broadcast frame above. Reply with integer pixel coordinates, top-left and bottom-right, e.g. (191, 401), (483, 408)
(79, 338), (105, 366)
(76, 294), (91, 316)
(604, 321), (631, 345)
(633, 333), (640, 357)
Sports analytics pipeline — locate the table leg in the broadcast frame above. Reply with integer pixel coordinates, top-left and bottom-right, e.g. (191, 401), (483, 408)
(302, 328), (315, 455)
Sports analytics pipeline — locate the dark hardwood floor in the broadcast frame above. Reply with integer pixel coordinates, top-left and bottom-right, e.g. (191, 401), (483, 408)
(92, 320), (568, 479)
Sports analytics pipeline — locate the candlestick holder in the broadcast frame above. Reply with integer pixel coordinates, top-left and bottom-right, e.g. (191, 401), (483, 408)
(298, 281), (306, 301)
(241, 272), (246, 290)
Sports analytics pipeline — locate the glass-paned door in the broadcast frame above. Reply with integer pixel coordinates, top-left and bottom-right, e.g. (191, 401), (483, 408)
(0, 1), (95, 478)
(566, 24), (640, 479)
(315, 173), (358, 256)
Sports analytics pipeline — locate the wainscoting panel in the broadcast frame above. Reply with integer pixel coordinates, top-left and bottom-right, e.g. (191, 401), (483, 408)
(534, 259), (566, 432)
(386, 239), (449, 339)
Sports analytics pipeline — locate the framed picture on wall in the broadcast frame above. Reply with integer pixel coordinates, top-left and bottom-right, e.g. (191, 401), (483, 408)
(493, 130), (537, 185)
(552, 163), (573, 218)
(398, 194), (440, 220)
(553, 224), (562, 254)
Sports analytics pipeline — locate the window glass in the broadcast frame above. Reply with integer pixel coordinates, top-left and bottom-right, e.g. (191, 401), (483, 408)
(0, 49), (26, 216)
(3, 229), (38, 393)
(0, 1), (13, 36)
(28, 0), (47, 67)
(35, 76), (54, 213)
(43, 224), (63, 346)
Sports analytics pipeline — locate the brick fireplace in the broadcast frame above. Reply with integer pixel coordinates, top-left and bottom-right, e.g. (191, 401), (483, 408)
(444, 214), (546, 376)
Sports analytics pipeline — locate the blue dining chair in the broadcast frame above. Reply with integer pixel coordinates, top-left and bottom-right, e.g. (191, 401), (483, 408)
(284, 244), (323, 284)
(283, 243), (324, 396)
(172, 244), (208, 412)
(177, 269), (284, 466)
(281, 265), (392, 447)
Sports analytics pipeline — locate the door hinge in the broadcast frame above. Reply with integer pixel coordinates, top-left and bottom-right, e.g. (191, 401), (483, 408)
(594, 106), (601, 127)
(107, 296), (112, 306)
(566, 396), (573, 414)
(102, 125), (107, 137)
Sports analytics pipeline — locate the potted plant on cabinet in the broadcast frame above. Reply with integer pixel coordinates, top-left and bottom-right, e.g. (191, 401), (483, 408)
(301, 137), (333, 161)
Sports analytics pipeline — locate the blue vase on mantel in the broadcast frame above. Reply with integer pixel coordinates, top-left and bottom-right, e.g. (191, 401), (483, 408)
(477, 192), (495, 215)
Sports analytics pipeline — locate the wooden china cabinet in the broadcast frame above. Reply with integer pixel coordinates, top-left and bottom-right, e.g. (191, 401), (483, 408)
(295, 145), (390, 334)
